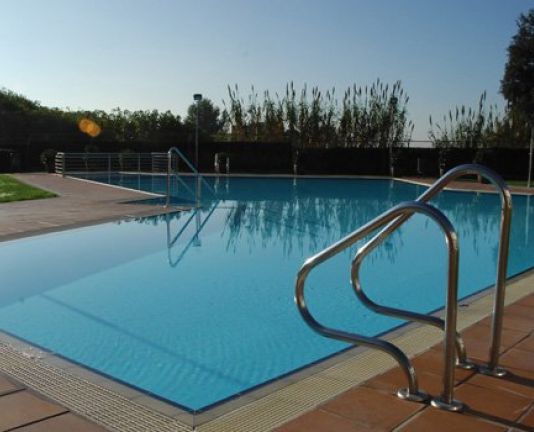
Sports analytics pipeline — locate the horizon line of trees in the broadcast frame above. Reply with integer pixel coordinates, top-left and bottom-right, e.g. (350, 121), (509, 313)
(1, 7), (533, 163)
(1, 81), (531, 153)
(220, 79), (414, 148)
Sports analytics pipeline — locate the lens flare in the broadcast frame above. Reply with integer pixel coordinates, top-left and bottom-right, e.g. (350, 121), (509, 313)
(78, 118), (102, 138)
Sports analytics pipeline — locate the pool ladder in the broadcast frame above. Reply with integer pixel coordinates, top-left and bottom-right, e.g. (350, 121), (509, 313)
(166, 147), (214, 207)
(295, 164), (512, 412)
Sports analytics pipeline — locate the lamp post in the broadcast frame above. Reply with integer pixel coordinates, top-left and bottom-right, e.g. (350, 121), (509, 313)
(193, 93), (202, 169)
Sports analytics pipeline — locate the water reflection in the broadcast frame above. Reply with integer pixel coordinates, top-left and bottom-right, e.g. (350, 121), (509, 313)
(129, 177), (533, 275)
(2, 176), (534, 411)
(165, 203), (218, 267)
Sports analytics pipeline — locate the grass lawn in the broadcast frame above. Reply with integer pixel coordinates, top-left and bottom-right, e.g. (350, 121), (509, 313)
(0, 174), (57, 203)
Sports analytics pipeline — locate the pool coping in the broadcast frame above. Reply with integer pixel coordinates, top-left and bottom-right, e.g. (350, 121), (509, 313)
(1, 267), (534, 431)
(66, 170), (534, 197)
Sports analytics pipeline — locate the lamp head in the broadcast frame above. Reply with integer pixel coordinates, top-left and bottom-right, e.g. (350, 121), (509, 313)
(193, 93), (202, 101)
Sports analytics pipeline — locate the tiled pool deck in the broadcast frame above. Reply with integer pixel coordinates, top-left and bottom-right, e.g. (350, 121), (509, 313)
(275, 293), (534, 432)
(0, 173), (533, 431)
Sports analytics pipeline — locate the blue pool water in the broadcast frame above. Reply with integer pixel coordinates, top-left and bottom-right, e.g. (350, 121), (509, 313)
(1, 175), (534, 412)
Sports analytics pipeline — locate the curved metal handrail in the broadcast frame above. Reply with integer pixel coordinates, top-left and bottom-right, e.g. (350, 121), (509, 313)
(296, 201), (463, 409)
(352, 256), (469, 368)
(353, 164), (512, 376)
(166, 147), (215, 207)
(168, 146), (198, 173)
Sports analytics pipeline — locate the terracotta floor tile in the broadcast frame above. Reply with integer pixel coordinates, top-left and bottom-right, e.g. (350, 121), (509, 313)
(504, 304), (534, 321)
(455, 382), (531, 422)
(516, 295), (534, 308)
(520, 405), (534, 429)
(506, 367), (534, 382)
(461, 324), (528, 349)
(365, 366), (445, 397)
(0, 374), (23, 396)
(479, 313), (534, 333)
(397, 407), (506, 431)
(13, 413), (107, 432)
(516, 334), (534, 353)
(274, 409), (372, 432)
(459, 325), (529, 364)
(0, 390), (67, 431)
(499, 348), (534, 373)
(467, 373), (534, 399)
(455, 340), (501, 365)
(411, 349), (475, 382)
(321, 386), (423, 430)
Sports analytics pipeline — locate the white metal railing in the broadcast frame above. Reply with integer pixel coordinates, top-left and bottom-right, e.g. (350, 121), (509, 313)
(55, 152), (167, 176)
(55, 150), (216, 207)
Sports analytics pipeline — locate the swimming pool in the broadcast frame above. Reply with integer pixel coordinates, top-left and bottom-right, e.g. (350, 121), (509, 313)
(1, 176), (533, 413)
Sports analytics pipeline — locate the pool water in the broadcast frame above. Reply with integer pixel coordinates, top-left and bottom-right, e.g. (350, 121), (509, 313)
(1, 176), (533, 412)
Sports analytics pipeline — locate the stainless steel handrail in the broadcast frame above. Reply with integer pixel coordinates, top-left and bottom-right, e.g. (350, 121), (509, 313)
(353, 164), (512, 376)
(296, 201), (463, 410)
(352, 257), (470, 366)
(166, 147), (197, 207)
(166, 147), (215, 207)
(168, 146), (199, 174)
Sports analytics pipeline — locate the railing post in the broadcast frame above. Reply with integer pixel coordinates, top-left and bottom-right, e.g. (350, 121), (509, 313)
(166, 152), (172, 207)
(482, 189), (512, 377)
(214, 154), (220, 174)
(430, 226), (464, 412)
(196, 175), (202, 208)
(55, 152), (65, 176)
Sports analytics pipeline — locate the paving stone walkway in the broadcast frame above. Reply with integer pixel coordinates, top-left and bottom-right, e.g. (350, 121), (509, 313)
(0, 373), (106, 431)
(0, 173), (173, 241)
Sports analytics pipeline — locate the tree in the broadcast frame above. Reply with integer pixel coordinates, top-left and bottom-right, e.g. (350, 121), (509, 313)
(501, 9), (534, 185)
(501, 9), (534, 119)
(185, 98), (221, 139)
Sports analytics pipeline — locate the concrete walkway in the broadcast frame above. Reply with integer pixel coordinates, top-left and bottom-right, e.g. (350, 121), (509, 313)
(0, 173), (173, 241)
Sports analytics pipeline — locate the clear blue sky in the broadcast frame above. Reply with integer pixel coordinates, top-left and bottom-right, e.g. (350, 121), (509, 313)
(0, 0), (529, 140)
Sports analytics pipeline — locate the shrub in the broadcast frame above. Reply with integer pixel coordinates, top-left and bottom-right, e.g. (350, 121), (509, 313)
(40, 148), (58, 173)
